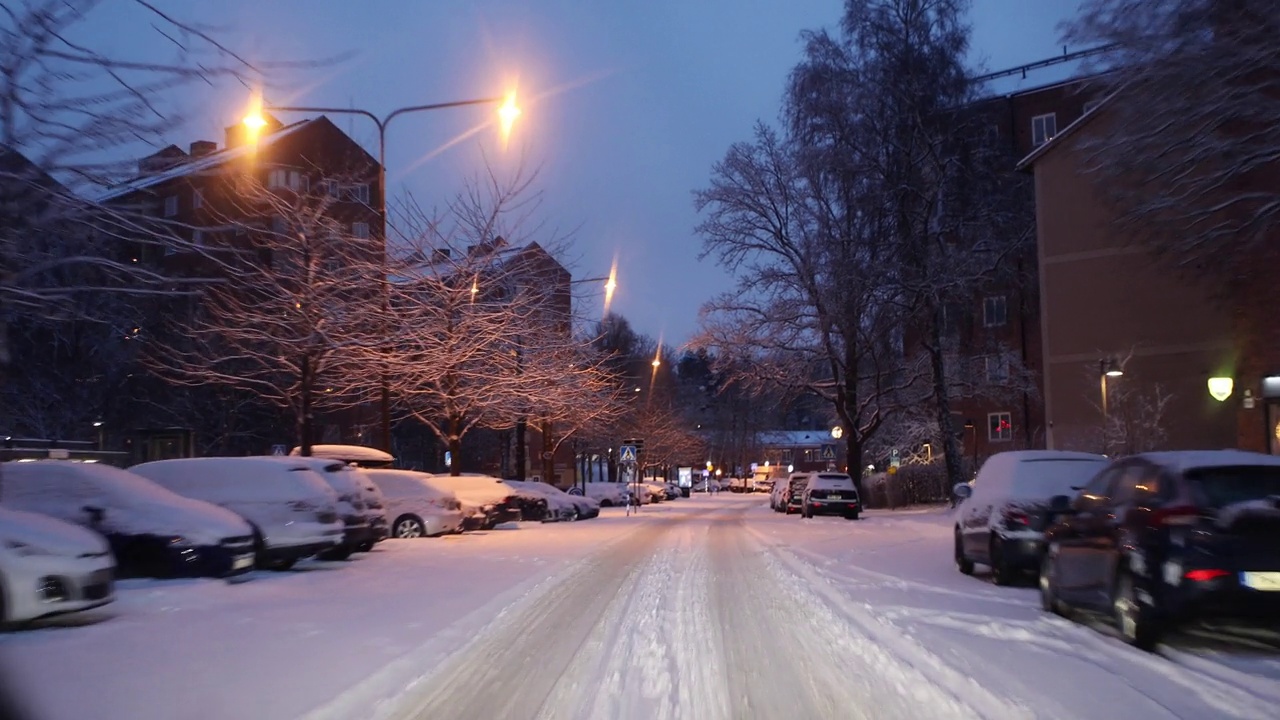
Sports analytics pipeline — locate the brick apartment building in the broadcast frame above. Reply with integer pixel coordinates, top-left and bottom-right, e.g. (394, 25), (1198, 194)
(936, 73), (1106, 466)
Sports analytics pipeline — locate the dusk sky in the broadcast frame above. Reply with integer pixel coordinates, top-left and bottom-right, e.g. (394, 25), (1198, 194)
(103, 0), (1084, 347)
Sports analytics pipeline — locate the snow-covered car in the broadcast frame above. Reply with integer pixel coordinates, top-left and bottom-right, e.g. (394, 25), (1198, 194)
(362, 469), (465, 538)
(425, 474), (525, 526)
(775, 473), (809, 514)
(800, 472), (862, 519)
(505, 481), (600, 521)
(572, 482), (631, 507)
(0, 461), (256, 579)
(131, 457), (344, 570)
(290, 444), (395, 469)
(284, 456), (380, 559)
(1041, 450), (1280, 650)
(954, 449), (1108, 585)
(0, 506), (115, 624)
(347, 467), (389, 549)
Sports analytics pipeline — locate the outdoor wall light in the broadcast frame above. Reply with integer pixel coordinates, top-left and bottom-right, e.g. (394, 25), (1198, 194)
(1207, 376), (1234, 402)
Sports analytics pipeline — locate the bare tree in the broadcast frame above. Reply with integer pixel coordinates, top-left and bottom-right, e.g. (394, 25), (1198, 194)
(386, 165), (614, 476)
(1104, 382), (1174, 455)
(145, 174), (384, 456)
(1065, 0), (1280, 281)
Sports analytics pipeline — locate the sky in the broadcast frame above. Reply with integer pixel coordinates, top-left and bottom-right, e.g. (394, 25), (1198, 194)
(92, 0), (1085, 348)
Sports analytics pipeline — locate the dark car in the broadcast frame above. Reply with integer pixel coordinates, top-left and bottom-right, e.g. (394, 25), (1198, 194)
(801, 472), (862, 519)
(783, 476), (809, 514)
(1040, 450), (1280, 650)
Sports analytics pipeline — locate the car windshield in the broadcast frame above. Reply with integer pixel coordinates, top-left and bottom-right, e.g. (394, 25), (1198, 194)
(1186, 466), (1280, 509)
(1010, 459), (1107, 499)
(812, 474), (855, 490)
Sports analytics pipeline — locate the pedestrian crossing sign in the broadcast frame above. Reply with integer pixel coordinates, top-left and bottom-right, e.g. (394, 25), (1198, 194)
(619, 445), (637, 463)
(821, 444), (836, 461)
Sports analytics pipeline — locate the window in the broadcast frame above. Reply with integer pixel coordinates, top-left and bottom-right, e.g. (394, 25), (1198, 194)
(985, 354), (1009, 383)
(983, 296), (1007, 327)
(192, 229), (205, 247)
(351, 222), (370, 239)
(267, 169), (288, 189)
(322, 179), (340, 197)
(192, 189), (204, 210)
(163, 195), (178, 217)
(1074, 467), (1119, 512)
(988, 412), (1013, 442)
(163, 243), (177, 256)
(287, 170), (309, 192)
(1031, 113), (1057, 147)
(781, 448), (793, 463)
(345, 184), (371, 203)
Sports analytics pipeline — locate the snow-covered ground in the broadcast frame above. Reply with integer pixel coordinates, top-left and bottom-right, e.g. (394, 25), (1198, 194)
(3, 494), (1279, 719)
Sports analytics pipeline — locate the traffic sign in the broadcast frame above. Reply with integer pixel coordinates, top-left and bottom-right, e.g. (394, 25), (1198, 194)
(821, 444), (836, 461)
(619, 445), (637, 463)
(272, 444), (287, 456)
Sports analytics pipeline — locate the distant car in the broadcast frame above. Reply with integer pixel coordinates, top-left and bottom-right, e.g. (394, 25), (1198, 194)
(1, 461), (255, 579)
(573, 482), (631, 507)
(419, 474), (523, 527)
(0, 506), (116, 625)
(1041, 450), (1280, 650)
(772, 472), (808, 512)
(954, 450), (1108, 585)
(505, 481), (600, 521)
(800, 472), (862, 519)
(131, 457), (345, 570)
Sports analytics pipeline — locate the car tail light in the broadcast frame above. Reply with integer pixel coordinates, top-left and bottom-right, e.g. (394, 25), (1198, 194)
(1184, 568), (1230, 582)
(1002, 509), (1031, 527)
(1148, 504), (1200, 527)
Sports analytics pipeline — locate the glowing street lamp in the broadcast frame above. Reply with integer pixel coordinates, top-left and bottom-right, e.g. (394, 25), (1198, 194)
(499, 90), (521, 144)
(1208, 377), (1234, 402)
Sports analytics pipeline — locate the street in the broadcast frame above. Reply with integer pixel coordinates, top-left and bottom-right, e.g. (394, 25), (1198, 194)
(4, 494), (1280, 720)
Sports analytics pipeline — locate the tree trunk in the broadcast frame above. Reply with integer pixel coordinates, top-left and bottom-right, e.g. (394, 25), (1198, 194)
(299, 355), (313, 457)
(925, 311), (966, 490)
(447, 412), (462, 476)
(540, 418), (553, 484)
(844, 431), (863, 496)
(514, 418), (527, 481)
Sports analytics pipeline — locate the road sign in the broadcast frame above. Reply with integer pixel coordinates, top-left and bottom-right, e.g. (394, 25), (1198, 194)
(890, 447), (900, 469)
(271, 444), (287, 456)
(821, 444), (836, 461)
(619, 445), (637, 463)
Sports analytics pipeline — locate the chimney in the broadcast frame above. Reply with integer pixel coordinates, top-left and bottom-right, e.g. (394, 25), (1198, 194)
(189, 140), (216, 157)
(137, 145), (189, 176)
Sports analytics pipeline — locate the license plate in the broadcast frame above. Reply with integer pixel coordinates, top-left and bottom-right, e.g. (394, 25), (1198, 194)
(232, 555), (255, 571)
(1241, 572), (1280, 591)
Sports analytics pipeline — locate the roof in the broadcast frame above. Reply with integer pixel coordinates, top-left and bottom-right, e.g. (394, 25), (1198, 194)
(1133, 450), (1280, 474)
(1014, 90), (1118, 172)
(95, 118), (321, 202)
(757, 430), (835, 448)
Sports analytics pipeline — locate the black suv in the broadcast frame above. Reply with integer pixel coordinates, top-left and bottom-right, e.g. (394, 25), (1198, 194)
(1040, 450), (1280, 650)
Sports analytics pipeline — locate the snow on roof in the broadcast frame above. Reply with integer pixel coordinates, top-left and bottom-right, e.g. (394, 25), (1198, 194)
(1134, 450), (1280, 474)
(291, 444), (395, 464)
(95, 119), (317, 202)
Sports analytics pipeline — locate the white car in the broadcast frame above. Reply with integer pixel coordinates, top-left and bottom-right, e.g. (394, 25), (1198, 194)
(954, 450), (1108, 585)
(1, 461), (255, 579)
(283, 456), (379, 559)
(0, 506), (116, 624)
(572, 482), (631, 507)
(363, 470), (465, 538)
(131, 457), (345, 570)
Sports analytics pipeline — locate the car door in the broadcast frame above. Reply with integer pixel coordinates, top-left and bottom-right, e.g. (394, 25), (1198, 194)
(1053, 466), (1120, 601)
(1079, 464), (1148, 607)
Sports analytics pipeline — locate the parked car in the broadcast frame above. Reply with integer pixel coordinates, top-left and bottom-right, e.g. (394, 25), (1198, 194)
(771, 472), (808, 512)
(131, 457), (344, 570)
(290, 444), (395, 468)
(800, 472), (862, 519)
(506, 481), (600, 521)
(1040, 450), (1280, 650)
(954, 450), (1108, 585)
(347, 468), (389, 549)
(0, 506), (115, 625)
(0, 461), (255, 579)
(363, 469), (466, 538)
(570, 482), (631, 507)
(285, 456), (381, 560)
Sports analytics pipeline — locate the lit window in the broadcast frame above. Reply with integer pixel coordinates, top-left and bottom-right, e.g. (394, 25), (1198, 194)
(988, 412), (1013, 442)
(1031, 113), (1057, 147)
(351, 222), (370, 239)
(163, 195), (178, 217)
(983, 296), (1007, 327)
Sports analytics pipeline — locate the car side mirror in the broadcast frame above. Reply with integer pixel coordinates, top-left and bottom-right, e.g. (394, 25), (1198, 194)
(1048, 495), (1075, 514)
(952, 483), (973, 500)
(83, 505), (105, 524)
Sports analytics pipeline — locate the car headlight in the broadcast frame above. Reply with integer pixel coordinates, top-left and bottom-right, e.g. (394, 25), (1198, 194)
(4, 539), (52, 556)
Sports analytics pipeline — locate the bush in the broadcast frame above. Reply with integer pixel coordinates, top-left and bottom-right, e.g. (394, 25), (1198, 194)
(865, 463), (951, 509)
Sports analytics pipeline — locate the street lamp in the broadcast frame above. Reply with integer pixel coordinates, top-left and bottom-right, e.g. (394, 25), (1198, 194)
(251, 93), (520, 452)
(1099, 358), (1124, 455)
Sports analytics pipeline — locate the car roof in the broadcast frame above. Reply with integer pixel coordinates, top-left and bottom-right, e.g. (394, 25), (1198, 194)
(1131, 450), (1280, 474)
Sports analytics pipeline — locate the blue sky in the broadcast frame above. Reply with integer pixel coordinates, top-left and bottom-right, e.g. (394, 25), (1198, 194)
(98, 0), (1084, 347)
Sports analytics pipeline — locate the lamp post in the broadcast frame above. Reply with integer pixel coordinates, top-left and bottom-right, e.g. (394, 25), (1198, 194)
(1099, 358), (1124, 454)
(248, 93), (520, 453)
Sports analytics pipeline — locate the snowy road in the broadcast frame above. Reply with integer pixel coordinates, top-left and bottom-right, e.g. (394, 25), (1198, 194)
(4, 494), (1279, 720)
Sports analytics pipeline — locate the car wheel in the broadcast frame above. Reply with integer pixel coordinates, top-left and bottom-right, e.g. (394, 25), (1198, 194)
(319, 545), (353, 562)
(845, 511), (860, 520)
(1039, 549), (1068, 617)
(600, 499), (613, 508)
(393, 515), (426, 539)
(989, 535), (1014, 586)
(1113, 569), (1162, 651)
(955, 528), (974, 575)
(802, 503), (812, 519)
(268, 557), (296, 571)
